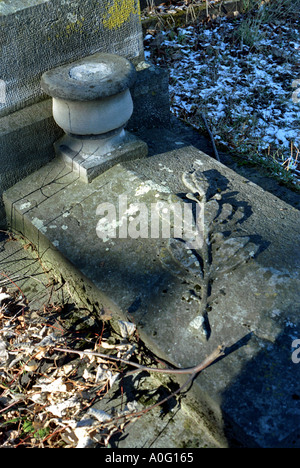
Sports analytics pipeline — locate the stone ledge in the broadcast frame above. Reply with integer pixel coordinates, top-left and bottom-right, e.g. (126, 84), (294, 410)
(3, 139), (300, 447)
(141, 0), (246, 32)
(0, 100), (63, 228)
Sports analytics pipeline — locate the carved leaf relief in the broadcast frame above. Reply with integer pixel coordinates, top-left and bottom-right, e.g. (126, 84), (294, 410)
(158, 168), (260, 340)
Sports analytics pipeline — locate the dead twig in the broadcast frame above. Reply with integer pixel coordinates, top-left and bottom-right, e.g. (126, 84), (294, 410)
(0, 271), (26, 300)
(53, 344), (225, 376)
(79, 344), (226, 429)
(200, 113), (221, 162)
(0, 399), (24, 414)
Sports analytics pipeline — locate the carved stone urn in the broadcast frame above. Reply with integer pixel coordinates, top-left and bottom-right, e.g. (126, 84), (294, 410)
(41, 53), (147, 182)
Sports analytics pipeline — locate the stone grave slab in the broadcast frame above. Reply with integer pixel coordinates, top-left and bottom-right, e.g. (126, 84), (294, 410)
(3, 145), (300, 447)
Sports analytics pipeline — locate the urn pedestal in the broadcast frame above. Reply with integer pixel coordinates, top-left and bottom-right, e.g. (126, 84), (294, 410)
(41, 53), (148, 182)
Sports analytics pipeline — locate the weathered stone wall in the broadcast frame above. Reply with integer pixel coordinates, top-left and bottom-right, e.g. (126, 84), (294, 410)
(0, 100), (63, 227)
(0, 0), (170, 228)
(0, 0), (144, 117)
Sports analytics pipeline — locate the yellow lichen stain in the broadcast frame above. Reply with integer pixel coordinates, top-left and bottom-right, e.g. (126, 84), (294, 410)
(254, 291), (277, 298)
(102, 0), (140, 30)
(65, 17), (85, 37)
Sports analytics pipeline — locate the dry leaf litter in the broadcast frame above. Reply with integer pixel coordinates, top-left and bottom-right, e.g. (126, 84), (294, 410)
(0, 278), (175, 448)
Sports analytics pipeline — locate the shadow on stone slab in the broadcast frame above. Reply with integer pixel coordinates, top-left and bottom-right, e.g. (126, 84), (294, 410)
(136, 119), (300, 212)
(220, 323), (300, 448)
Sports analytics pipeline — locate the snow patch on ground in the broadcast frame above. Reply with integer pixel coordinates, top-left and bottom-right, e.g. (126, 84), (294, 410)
(144, 14), (300, 184)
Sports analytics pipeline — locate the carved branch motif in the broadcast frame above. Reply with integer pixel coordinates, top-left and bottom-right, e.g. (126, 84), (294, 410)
(158, 168), (260, 340)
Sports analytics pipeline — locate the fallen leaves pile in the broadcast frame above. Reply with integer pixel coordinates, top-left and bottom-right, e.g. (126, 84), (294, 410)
(143, 0), (300, 186)
(0, 271), (225, 448)
(0, 283), (162, 448)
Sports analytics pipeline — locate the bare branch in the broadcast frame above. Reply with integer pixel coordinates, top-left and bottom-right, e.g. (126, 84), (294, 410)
(53, 344), (225, 376)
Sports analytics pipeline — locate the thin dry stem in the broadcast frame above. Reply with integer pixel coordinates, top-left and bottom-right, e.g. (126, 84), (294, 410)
(54, 344), (225, 376)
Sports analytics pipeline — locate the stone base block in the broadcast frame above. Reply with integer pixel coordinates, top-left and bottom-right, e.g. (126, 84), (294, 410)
(54, 130), (148, 183)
